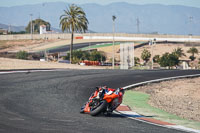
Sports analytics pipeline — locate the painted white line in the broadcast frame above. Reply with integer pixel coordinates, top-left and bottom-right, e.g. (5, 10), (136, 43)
(115, 111), (172, 129)
(123, 73), (200, 90)
(167, 125), (200, 133)
(115, 111), (200, 133)
(119, 73), (200, 133)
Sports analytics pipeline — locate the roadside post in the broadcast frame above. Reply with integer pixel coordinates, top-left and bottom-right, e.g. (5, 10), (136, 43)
(112, 15), (116, 69)
(149, 38), (156, 69)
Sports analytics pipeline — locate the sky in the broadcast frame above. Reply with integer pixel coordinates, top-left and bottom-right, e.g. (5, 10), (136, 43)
(0, 0), (200, 8)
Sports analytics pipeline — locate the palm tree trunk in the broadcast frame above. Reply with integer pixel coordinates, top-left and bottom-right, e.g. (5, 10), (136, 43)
(70, 31), (74, 64)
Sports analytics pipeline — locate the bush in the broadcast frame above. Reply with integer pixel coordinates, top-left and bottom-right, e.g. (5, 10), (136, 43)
(159, 53), (179, 69)
(153, 55), (160, 63)
(63, 50), (106, 63)
(134, 57), (140, 65)
(16, 51), (28, 60)
(189, 55), (196, 61)
(90, 51), (106, 61)
(141, 49), (151, 64)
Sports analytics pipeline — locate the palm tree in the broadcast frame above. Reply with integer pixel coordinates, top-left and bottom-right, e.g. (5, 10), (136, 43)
(172, 47), (186, 58)
(187, 47), (198, 61)
(60, 4), (89, 63)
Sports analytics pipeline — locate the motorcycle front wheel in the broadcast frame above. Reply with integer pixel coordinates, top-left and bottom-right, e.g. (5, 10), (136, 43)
(90, 100), (107, 116)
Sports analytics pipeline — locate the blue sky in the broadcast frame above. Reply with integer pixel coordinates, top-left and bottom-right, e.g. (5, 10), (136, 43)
(0, 0), (200, 8)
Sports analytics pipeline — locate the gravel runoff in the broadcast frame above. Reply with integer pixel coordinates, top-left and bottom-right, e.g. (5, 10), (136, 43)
(134, 77), (200, 122)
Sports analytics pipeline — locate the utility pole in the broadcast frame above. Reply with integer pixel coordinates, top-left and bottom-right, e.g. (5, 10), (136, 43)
(150, 38), (156, 69)
(8, 24), (11, 34)
(30, 14), (33, 40)
(89, 31), (91, 53)
(33, 23), (34, 34)
(136, 17), (140, 34)
(188, 16), (193, 46)
(112, 15), (116, 69)
(189, 16), (193, 35)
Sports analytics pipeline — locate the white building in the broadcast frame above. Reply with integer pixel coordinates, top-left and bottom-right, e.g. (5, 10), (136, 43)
(40, 25), (47, 34)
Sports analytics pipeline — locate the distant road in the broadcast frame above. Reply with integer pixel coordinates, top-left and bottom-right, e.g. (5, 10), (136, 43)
(48, 41), (113, 53)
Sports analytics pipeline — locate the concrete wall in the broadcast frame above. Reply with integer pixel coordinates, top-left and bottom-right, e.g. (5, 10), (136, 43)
(0, 33), (72, 40)
(1, 33), (200, 41)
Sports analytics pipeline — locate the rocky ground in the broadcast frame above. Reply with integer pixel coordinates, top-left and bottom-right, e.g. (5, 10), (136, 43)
(134, 78), (200, 122)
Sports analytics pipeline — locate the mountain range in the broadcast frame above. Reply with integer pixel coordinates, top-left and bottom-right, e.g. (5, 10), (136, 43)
(0, 2), (200, 35)
(0, 23), (25, 32)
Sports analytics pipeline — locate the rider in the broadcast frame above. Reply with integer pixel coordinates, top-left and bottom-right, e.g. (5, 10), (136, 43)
(97, 86), (124, 98)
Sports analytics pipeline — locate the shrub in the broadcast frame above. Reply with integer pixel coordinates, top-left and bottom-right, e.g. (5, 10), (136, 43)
(63, 50), (106, 63)
(153, 55), (160, 63)
(89, 51), (106, 61)
(16, 51), (28, 60)
(189, 55), (196, 61)
(134, 57), (140, 65)
(141, 49), (151, 64)
(159, 52), (179, 69)
(187, 47), (198, 61)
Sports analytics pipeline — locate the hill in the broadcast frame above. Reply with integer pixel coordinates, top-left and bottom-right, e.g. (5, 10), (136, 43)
(0, 2), (200, 35)
(0, 23), (25, 32)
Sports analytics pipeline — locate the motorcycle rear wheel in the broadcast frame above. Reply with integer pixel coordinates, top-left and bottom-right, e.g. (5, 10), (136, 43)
(90, 100), (107, 116)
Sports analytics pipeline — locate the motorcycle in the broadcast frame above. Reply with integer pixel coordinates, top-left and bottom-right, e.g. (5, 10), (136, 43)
(80, 86), (125, 116)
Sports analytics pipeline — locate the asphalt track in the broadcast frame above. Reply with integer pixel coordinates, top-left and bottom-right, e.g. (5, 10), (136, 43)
(0, 69), (200, 133)
(48, 41), (112, 53)
(47, 41), (183, 54)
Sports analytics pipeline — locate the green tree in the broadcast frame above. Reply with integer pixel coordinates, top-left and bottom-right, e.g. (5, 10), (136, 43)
(16, 51), (28, 60)
(153, 55), (160, 63)
(134, 57), (140, 65)
(189, 56), (196, 61)
(141, 49), (151, 64)
(63, 50), (106, 63)
(187, 47), (198, 61)
(60, 4), (89, 64)
(172, 47), (186, 58)
(90, 51), (106, 61)
(64, 50), (90, 63)
(159, 53), (179, 69)
(26, 19), (51, 33)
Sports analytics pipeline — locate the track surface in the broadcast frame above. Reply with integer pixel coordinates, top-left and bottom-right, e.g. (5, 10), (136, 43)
(0, 69), (200, 133)
(48, 42), (112, 53)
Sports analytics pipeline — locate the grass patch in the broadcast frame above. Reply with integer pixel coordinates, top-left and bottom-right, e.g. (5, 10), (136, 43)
(80, 42), (121, 51)
(123, 90), (200, 130)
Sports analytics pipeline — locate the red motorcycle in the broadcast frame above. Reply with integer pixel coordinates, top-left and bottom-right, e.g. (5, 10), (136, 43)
(80, 86), (125, 116)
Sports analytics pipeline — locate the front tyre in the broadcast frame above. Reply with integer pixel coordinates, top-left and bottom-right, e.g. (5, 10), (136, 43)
(90, 100), (107, 116)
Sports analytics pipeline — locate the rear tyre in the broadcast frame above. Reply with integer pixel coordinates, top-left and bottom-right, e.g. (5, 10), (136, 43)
(90, 100), (107, 116)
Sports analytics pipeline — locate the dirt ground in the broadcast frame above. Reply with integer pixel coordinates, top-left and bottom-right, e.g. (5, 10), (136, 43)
(0, 39), (58, 52)
(0, 57), (108, 70)
(98, 43), (200, 62)
(0, 39), (115, 53)
(134, 78), (200, 122)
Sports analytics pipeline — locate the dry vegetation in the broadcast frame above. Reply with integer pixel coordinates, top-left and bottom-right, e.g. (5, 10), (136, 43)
(98, 43), (200, 61)
(0, 57), (107, 70)
(0, 39), (57, 52)
(97, 43), (200, 67)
